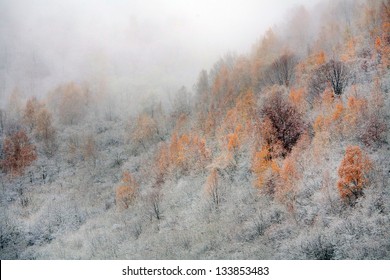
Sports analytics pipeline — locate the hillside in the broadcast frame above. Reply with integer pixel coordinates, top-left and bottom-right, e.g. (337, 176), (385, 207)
(0, 0), (389, 259)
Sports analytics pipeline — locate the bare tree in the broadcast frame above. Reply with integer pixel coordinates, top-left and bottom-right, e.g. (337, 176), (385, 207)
(323, 60), (351, 96)
(309, 60), (351, 102)
(263, 53), (297, 87)
(145, 189), (163, 221)
(204, 168), (220, 207)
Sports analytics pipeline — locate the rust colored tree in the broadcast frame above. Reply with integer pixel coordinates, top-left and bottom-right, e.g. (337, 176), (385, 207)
(23, 97), (42, 131)
(252, 144), (280, 195)
(1, 130), (37, 176)
(116, 171), (139, 209)
(337, 146), (372, 206)
(155, 143), (170, 186)
(260, 93), (305, 156)
(131, 113), (158, 151)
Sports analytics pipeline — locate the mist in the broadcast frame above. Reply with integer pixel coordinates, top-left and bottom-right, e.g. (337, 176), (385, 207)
(1, 0), (389, 262)
(0, 0), (317, 107)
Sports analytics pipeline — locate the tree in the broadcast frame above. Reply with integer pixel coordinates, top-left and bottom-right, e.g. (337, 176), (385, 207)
(325, 60), (351, 96)
(275, 133), (308, 211)
(263, 53), (297, 87)
(1, 130), (37, 176)
(145, 189), (163, 220)
(315, 51), (326, 65)
(176, 134), (190, 170)
(194, 69), (210, 111)
(361, 78), (387, 146)
(83, 134), (97, 164)
(252, 27), (280, 83)
(276, 157), (299, 211)
(289, 88), (307, 114)
(35, 107), (56, 156)
(155, 143), (170, 186)
(337, 146), (372, 206)
(344, 95), (368, 137)
(66, 134), (80, 165)
(341, 38), (356, 62)
(252, 144), (280, 194)
(170, 86), (192, 119)
(131, 113), (158, 151)
(260, 93), (305, 155)
(197, 104), (217, 136)
(362, 80), (387, 146)
(236, 89), (256, 123)
(49, 83), (88, 125)
(23, 97), (42, 131)
(116, 171), (138, 209)
(309, 60), (351, 99)
(376, 1), (390, 70)
(204, 168), (220, 207)
(211, 64), (233, 109)
(259, 117), (284, 159)
(230, 56), (252, 96)
(362, 114), (387, 146)
(154, 132), (210, 180)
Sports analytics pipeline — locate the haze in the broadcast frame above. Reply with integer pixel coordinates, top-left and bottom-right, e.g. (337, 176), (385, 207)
(0, 0), (315, 106)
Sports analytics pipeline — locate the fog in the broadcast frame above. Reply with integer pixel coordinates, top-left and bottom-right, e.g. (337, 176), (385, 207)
(1, 0), (389, 262)
(0, 0), (316, 106)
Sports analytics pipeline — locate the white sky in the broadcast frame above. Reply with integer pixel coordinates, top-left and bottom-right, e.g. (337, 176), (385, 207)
(0, 0), (317, 99)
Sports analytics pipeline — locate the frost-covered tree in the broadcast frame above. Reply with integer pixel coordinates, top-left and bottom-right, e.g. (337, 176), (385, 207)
(263, 53), (297, 87)
(309, 60), (351, 98)
(260, 92), (306, 155)
(337, 146), (372, 206)
(1, 130), (36, 176)
(116, 171), (138, 209)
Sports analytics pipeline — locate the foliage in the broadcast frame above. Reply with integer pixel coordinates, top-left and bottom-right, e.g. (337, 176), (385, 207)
(252, 144), (280, 194)
(155, 133), (210, 182)
(1, 130), (37, 176)
(131, 113), (159, 151)
(23, 97), (42, 131)
(260, 92), (306, 156)
(337, 146), (372, 206)
(116, 171), (139, 209)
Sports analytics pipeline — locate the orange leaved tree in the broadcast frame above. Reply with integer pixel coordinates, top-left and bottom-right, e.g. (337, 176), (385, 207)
(252, 144), (280, 194)
(23, 97), (42, 131)
(116, 171), (139, 209)
(1, 130), (37, 176)
(337, 146), (372, 206)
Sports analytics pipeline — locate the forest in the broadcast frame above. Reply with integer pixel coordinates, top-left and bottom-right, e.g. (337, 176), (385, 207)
(0, 0), (389, 259)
